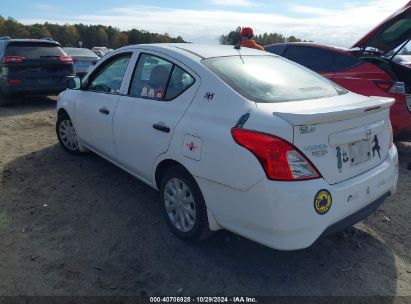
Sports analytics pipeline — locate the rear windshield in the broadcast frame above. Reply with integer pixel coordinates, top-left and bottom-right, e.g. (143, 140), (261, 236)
(6, 43), (65, 58)
(202, 55), (347, 103)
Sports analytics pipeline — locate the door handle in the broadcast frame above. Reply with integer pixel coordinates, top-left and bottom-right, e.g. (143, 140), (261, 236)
(99, 107), (109, 115)
(152, 123), (170, 133)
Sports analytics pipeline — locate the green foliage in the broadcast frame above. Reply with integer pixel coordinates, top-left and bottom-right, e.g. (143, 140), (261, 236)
(220, 27), (308, 46)
(0, 15), (186, 48)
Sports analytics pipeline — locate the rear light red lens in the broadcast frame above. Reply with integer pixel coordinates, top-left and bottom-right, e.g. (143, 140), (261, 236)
(2, 56), (25, 63)
(58, 56), (74, 63)
(8, 79), (22, 84)
(231, 128), (321, 181)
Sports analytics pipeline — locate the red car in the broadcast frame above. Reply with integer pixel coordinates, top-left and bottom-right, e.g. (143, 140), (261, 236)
(265, 1), (411, 138)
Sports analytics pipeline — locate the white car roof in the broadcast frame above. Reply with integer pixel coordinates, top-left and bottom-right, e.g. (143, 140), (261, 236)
(123, 43), (269, 60)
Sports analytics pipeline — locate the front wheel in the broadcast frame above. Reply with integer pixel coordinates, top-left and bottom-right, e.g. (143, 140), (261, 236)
(160, 166), (211, 242)
(56, 113), (82, 154)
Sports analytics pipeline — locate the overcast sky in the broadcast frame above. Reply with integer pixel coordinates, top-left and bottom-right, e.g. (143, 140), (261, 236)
(1, 0), (409, 46)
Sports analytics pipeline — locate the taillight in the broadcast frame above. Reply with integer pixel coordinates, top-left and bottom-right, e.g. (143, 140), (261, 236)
(58, 56), (74, 63)
(2, 56), (25, 63)
(374, 80), (405, 95)
(8, 79), (22, 84)
(231, 128), (321, 181)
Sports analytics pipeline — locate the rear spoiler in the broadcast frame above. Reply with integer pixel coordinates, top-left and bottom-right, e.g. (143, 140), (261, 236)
(273, 97), (395, 126)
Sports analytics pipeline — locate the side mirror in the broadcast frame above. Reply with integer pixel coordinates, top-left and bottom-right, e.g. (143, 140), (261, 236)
(67, 77), (82, 90)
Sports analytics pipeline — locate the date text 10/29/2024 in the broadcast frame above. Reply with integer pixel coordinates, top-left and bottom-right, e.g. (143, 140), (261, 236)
(149, 297), (258, 303)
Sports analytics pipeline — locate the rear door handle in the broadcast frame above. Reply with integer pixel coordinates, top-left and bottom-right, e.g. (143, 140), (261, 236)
(99, 107), (109, 115)
(152, 123), (170, 133)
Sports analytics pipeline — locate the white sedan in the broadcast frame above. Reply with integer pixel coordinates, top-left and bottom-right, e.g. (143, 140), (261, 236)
(56, 43), (398, 250)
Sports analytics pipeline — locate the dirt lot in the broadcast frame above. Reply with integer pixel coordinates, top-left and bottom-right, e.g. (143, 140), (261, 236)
(0, 97), (410, 297)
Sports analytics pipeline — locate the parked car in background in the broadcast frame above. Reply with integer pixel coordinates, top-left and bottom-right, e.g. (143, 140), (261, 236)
(0, 37), (75, 106)
(393, 55), (411, 68)
(91, 49), (105, 58)
(64, 47), (99, 78)
(92, 47), (108, 55)
(265, 1), (411, 138)
(56, 43), (398, 250)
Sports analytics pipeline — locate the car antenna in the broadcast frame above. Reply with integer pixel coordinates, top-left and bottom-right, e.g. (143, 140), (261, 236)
(234, 40), (245, 64)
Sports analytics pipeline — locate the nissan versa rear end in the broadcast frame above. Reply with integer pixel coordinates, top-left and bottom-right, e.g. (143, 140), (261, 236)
(56, 44), (398, 250)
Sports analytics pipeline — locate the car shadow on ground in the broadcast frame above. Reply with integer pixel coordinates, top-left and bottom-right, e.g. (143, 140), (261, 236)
(0, 143), (409, 297)
(0, 96), (57, 118)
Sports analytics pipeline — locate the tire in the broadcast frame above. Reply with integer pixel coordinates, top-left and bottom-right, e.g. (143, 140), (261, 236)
(56, 112), (82, 155)
(160, 166), (212, 242)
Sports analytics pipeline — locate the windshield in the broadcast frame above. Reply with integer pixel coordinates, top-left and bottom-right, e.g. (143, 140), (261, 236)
(202, 55), (346, 103)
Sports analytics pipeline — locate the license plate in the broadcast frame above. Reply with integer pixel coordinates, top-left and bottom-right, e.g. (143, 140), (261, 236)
(38, 77), (52, 84)
(75, 61), (90, 67)
(349, 139), (371, 165)
(406, 95), (411, 112)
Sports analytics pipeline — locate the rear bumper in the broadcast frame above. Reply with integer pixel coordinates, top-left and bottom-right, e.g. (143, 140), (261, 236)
(1, 76), (72, 96)
(320, 192), (389, 237)
(197, 145), (398, 250)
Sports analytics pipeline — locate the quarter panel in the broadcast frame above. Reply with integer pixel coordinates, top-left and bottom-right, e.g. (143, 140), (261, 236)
(161, 75), (268, 191)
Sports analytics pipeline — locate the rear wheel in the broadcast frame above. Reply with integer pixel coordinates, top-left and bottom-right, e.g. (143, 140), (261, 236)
(56, 113), (82, 154)
(160, 166), (211, 242)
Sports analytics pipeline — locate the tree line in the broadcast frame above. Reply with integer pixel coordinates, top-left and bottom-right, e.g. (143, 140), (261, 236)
(0, 16), (185, 48)
(0, 17), (309, 49)
(220, 27), (312, 46)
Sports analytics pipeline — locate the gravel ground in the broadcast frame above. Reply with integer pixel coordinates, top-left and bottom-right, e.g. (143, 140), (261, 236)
(0, 97), (410, 297)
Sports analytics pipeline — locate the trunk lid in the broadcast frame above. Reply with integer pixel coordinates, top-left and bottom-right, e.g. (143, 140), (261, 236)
(257, 94), (394, 184)
(351, 1), (411, 53)
(72, 56), (99, 69)
(6, 58), (73, 77)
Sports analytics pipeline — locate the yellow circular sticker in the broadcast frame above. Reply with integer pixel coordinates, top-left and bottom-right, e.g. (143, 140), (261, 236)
(314, 189), (332, 215)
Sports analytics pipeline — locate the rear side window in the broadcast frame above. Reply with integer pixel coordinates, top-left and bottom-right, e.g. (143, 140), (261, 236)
(6, 43), (65, 58)
(202, 55), (347, 103)
(129, 53), (195, 101)
(166, 66), (195, 100)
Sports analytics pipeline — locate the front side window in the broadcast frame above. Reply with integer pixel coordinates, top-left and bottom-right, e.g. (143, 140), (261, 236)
(87, 54), (131, 94)
(129, 53), (195, 101)
(202, 55), (347, 103)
